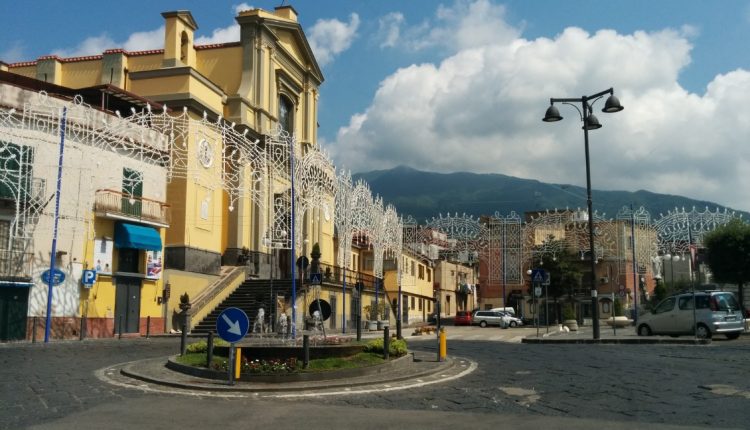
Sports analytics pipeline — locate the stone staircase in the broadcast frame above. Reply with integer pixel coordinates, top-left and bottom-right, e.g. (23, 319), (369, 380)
(191, 279), (293, 334)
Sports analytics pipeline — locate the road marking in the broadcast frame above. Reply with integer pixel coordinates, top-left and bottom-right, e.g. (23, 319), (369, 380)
(95, 363), (250, 399)
(263, 358), (478, 399)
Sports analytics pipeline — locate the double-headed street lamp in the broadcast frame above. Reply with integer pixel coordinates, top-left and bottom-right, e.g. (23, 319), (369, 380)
(542, 88), (624, 340)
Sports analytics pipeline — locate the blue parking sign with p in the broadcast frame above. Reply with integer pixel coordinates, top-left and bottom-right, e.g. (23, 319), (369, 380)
(82, 270), (97, 286)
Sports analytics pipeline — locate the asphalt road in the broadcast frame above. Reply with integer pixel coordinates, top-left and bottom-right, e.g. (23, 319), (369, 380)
(1, 332), (748, 430)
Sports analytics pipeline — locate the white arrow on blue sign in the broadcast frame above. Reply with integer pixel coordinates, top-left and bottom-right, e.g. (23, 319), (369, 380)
(216, 307), (249, 343)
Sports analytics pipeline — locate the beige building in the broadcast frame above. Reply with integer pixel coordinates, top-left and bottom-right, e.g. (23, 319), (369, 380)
(2, 6), (337, 337)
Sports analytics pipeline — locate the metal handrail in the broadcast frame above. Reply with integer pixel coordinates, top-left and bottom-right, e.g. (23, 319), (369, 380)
(0, 250), (33, 279)
(94, 189), (170, 225)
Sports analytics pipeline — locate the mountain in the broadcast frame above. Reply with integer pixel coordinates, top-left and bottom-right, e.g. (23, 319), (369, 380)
(353, 166), (749, 222)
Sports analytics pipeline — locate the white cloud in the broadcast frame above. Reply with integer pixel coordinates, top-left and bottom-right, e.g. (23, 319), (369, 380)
(52, 27), (164, 58)
(307, 13), (360, 67)
(328, 1), (750, 212)
(122, 27), (164, 51)
(234, 3), (253, 15)
(379, 0), (520, 52)
(1, 41), (26, 63)
(195, 25), (240, 45)
(53, 34), (116, 57)
(377, 12), (404, 48)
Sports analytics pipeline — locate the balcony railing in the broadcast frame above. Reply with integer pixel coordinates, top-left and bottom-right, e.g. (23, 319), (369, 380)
(94, 189), (170, 226)
(0, 250), (33, 280)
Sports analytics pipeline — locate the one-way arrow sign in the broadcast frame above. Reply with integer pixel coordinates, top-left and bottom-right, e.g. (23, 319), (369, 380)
(216, 307), (249, 343)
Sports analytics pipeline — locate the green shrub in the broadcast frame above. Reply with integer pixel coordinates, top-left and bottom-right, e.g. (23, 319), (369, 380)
(185, 338), (229, 354)
(363, 338), (407, 357)
(562, 303), (575, 320)
(613, 298), (624, 316)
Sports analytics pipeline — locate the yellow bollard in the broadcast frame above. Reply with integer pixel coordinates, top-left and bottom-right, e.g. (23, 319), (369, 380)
(439, 327), (447, 361)
(234, 347), (242, 380)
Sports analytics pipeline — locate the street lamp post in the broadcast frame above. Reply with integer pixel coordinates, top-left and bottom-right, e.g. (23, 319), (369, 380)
(543, 88), (624, 340)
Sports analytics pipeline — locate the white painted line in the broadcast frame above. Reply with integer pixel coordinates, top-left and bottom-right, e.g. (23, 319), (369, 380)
(95, 363), (249, 399)
(264, 359), (478, 399)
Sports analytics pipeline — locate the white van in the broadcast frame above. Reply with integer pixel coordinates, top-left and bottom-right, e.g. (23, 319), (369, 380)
(490, 307), (516, 317)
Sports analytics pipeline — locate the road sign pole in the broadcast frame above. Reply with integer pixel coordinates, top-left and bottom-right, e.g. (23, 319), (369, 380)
(45, 107), (67, 343)
(535, 282), (539, 337)
(545, 281), (549, 334)
(228, 344), (235, 385)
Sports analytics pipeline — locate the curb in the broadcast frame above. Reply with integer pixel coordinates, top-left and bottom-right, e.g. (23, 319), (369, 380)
(119, 353), (456, 393)
(522, 337), (711, 345)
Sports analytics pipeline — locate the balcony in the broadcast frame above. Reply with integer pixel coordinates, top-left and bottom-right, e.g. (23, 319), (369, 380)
(94, 189), (170, 227)
(0, 250), (33, 281)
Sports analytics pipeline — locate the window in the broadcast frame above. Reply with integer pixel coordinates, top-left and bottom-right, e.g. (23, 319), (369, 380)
(602, 301), (611, 314)
(0, 142), (34, 201)
(122, 168), (143, 217)
(654, 297), (676, 314)
(427, 269), (431, 282)
(428, 300), (431, 312)
(0, 220), (9, 250)
(180, 31), (189, 63)
(418, 264), (424, 280)
(278, 95), (294, 134)
(410, 296), (415, 310)
(419, 298), (423, 311)
(678, 296), (693, 310)
(410, 261), (415, 276)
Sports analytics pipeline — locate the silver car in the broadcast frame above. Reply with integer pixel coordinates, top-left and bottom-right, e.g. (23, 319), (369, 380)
(637, 291), (745, 340)
(472, 310), (509, 328)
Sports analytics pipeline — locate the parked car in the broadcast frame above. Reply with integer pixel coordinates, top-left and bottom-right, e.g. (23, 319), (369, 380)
(498, 311), (523, 327)
(637, 291), (745, 339)
(454, 311), (473, 326)
(472, 310), (509, 328)
(490, 307), (516, 317)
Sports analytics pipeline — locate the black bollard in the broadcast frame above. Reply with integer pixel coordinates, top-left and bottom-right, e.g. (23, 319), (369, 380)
(180, 324), (187, 356)
(303, 334), (310, 368)
(79, 316), (85, 341)
(118, 316), (123, 339)
(383, 326), (390, 360)
(206, 332), (214, 368)
(146, 316), (151, 338)
(32, 317), (37, 343)
(356, 317), (361, 342)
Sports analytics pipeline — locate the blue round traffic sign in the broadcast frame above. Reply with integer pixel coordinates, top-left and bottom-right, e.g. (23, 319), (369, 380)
(41, 268), (66, 286)
(216, 307), (250, 343)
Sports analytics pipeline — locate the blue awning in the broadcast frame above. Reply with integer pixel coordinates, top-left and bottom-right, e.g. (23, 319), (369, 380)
(114, 222), (162, 251)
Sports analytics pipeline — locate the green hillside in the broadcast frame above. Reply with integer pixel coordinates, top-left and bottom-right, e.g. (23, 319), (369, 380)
(353, 166), (748, 221)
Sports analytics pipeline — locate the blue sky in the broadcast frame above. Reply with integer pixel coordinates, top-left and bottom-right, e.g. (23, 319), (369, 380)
(2, 1), (750, 211)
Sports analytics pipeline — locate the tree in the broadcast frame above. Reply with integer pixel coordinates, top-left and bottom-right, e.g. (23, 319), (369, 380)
(535, 241), (582, 323)
(538, 246), (582, 301)
(703, 218), (750, 310)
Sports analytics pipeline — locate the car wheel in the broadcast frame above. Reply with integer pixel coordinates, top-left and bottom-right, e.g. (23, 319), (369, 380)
(637, 324), (652, 336)
(725, 332), (741, 340)
(479, 321), (487, 328)
(695, 324), (711, 339)
(510, 321), (517, 327)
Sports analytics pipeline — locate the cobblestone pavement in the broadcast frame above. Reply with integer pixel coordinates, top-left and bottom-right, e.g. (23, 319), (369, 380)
(2, 334), (749, 429)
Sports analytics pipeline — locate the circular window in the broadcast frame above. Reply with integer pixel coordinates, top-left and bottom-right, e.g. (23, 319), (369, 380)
(197, 139), (214, 168)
